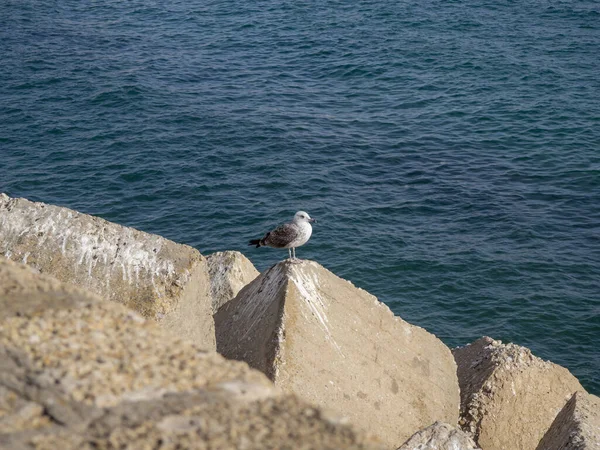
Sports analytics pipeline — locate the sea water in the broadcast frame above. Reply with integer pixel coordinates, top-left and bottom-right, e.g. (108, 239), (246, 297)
(1, 0), (599, 393)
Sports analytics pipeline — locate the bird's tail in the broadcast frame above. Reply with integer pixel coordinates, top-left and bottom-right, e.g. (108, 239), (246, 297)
(248, 239), (262, 248)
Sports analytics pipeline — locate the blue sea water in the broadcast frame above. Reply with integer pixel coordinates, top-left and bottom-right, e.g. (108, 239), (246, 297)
(1, 0), (599, 394)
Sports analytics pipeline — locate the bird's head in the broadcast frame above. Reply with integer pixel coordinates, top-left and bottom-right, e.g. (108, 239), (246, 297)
(294, 211), (316, 224)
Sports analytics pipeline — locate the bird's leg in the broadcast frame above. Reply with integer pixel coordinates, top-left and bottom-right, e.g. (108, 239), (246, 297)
(288, 247), (302, 263)
(288, 248), (292, 260)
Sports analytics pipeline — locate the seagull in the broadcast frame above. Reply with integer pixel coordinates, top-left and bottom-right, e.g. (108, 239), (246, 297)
(249, 211), (317, 260)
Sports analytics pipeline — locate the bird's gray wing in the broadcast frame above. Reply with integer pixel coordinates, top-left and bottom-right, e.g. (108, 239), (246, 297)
(264, 223), (299, 248)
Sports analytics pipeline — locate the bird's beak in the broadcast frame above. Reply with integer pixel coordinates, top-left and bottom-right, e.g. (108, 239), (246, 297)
(309, 218), (317, 223)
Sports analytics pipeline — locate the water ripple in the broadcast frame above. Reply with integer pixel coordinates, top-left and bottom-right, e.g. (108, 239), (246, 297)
(1, 0), (599, 393)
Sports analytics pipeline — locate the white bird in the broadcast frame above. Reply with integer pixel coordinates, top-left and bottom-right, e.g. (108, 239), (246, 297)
(249, 211), (317, 260)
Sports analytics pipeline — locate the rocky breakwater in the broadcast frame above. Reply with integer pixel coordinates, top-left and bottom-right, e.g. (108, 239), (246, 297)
(0, 257), (386, 449)
(397, 422), (481, 450)
(206, 250), (259, 313)
(0, 194), (214, 350)
(214, 259), (461, 448)
(453, 337), (589, 450)
(3, 194), (598, 450)
(537, 391), (600, 450)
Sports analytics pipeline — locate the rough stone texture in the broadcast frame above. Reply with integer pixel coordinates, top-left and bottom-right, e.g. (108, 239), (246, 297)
(214, 259), (460, 448)
(453, 336), (585, 450)
(0, 255), (101, 320)
(2, 392), (386, 450)
(206, 251), (259, 313)
(0, 386), (50, 434)
(397, 421), (481, 450)
(0, 258), (385, 450)
(0, 193), (215, 350)
(0, 257), (270, 410)
(536, 391), (600, 450)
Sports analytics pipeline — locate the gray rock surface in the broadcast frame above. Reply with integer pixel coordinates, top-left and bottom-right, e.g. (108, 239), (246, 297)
(453, 337), (584, 450)
(397, 421), (481, 450)
(206, 251), (259, 313)
(0, 193), (215, 350)
(2, 391), (385, 450)
(536, 391), (600, 450)
(214, 259), (460, 448)
(0, 257), (269, 411)
(0, 257), (386, 450)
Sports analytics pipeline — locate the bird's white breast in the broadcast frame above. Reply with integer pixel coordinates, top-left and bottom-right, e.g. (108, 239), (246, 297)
(287, 222), (312, 248)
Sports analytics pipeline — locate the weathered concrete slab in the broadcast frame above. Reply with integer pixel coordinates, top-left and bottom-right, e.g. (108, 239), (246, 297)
(0, 194), (215, 350)
(453, 337), (584, 450)
(397, 421), (481, 450)
(0, 386), (50, 434)
(0, 257), (268, 411)
(0, 258), (385, 450)
(206, 250), (259, 313)
(214, 259), (460, 448)
(536, 391), (600, 450)
(2, 391), (386, 450)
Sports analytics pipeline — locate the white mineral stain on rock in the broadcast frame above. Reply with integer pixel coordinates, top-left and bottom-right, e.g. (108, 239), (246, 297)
(239, 265), (285, 340)
(0, 200), (178, 293)
(290, 265), (344, 357)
